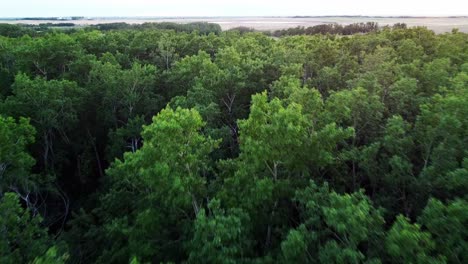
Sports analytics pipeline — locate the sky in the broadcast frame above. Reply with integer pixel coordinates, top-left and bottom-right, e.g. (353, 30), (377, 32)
(1, 0), (467, 17)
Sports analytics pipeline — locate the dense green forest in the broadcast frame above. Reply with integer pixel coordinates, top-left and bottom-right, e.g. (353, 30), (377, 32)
(0, 22), (467, 263)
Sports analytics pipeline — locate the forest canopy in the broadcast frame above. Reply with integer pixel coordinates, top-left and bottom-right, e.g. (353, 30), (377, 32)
(0, 22), (467, 263)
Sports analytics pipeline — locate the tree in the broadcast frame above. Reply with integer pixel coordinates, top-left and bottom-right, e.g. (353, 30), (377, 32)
(0, 192), (50, 263)
(2, 74), (84, 172)
(14, 33), (82, 79)
(415, 92), (468, 200)
(88, 60), (161, 129)
(421, 58), (452, 95)
(165, 51), (219, 99)
(106, 115), (146, 161)
(157, 33), (178, 70)
(0, 116), (35, 194)
(379, 115), (418, 216)
(419, 198), (468, 264)
(0, 36), (16, 97)
(239, 91), (353, 179)
(217, 90), (353, 253)
(325, 87), (383, 145)
(33, 247), (69, 264)
(281, 181), (384, 263)
(324, 87), (384, 190)
(188, 199), (252, 264)
(95, 107), (220, 262)
(385, 77), (420, 120)
(386, 215), (445, 264)
(396, 39), (424, 64)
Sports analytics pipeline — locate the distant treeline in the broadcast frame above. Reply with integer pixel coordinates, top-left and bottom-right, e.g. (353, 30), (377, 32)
(272, 22), (380, 36)
(227, 26), (258, 34)
(0, 21), (223, 37)
(0, 24), (37, 37)
(90, 22), (222, 34)
(36, 23), (75, 27)
(0, 23), (77, 37)
(0, 21), (411, 38)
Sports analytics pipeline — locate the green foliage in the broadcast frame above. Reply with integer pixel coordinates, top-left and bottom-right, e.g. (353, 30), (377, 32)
(0, 24), (35, 38)
(281, 181), (384, 263)
(93, 107), (220, 262)
(238, 92), (309, 176)
(419, 198), (468, 264)
(106, 115), (146, 160)
(325, 87), (383, 143)
(0, 193), (49, 263)
(14, 33), (82, 79)
(239, 91), (353, 178)
(0, 116), (35, 193)
(2, 74), (84, 172)
(33, 246), (69, 264)
(188, 199), (251, 264)
(415, 91), (468, 200)
(386, 215), (445, 264)
(88, 59), (161, 127)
